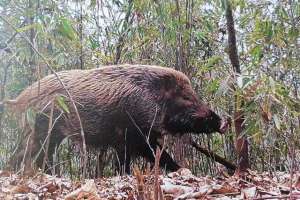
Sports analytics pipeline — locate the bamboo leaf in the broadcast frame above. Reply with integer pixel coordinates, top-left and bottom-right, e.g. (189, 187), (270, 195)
(26, 107), (36, 130)
(269, 77), (276, 93)
(56, 96), (70, 114)
(17, 23), (41, 33)
(273, 114), (281, 130)
(57, 18), (77, 41)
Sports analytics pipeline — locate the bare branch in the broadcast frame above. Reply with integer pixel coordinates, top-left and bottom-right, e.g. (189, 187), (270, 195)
(190, 139), (236, 171)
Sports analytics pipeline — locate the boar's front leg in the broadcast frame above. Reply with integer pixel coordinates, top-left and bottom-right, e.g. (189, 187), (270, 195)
(160, 149), (181, 171)
(117, 130), (180, 173)
(149, 140), (180, 172)
(135, 133), (180, 172)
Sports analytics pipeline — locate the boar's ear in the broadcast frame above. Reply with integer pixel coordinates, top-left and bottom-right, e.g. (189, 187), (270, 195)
(152, 74), (177, 99)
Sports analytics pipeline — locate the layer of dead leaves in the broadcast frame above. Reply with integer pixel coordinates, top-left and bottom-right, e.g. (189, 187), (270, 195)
(0, 169), (300, 200)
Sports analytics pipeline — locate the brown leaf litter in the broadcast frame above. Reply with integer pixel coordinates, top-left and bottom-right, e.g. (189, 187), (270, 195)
(0, 169), (300, 199)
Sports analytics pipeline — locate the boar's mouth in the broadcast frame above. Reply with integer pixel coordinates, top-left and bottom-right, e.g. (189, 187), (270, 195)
(164, 111), (195, 134)
(197, 112), (229, 134)
(163, 110), (210, 134)
(164, 109), (228, 135)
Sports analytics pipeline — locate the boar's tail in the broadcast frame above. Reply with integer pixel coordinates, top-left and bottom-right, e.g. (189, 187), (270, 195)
(0, 99), (17, 113)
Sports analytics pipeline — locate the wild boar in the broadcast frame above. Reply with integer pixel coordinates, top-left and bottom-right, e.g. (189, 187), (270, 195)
(2, 65), (227, 173)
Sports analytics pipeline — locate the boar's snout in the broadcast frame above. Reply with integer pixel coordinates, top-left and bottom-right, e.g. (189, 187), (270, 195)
(195, 107), (229, 134)
(218, 118), (229, 134)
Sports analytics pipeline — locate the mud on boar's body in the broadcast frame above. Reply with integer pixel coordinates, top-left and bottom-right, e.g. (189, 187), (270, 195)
(5, 64), (227, 174)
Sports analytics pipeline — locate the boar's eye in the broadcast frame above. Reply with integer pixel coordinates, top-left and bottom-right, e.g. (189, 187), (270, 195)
(174, 85), (181, 94)
(182, 96), (191, 101)
(175, 96), (194, 108)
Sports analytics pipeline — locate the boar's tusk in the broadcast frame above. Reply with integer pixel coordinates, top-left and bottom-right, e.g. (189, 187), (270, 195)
(219, 118), (229, 134)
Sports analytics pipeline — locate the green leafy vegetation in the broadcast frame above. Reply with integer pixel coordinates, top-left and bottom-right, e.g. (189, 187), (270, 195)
(0, 0), (299, 177)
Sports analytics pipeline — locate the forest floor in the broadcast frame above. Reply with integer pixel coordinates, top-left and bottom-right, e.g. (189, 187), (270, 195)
(0, 168), (300, 200)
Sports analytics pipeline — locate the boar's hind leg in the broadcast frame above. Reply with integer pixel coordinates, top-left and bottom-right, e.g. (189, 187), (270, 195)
(34, 113), (64, 173)
(9, 112), (64, 173)
(8, 128), (32, 171)
(32, 112), (65, 173)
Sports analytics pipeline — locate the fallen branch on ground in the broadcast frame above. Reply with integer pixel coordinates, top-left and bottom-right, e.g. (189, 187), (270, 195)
(190, 140), (236, 171)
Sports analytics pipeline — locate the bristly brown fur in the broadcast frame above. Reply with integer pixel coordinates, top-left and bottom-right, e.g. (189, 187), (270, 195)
(12, 64), (191, 112)
(8, 64), (223, 174)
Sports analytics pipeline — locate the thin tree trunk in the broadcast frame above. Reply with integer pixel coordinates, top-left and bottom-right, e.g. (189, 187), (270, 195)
(174, 0), (186, 72)
(185, 0), (193, 76)
(0, 61), (11, 140)
(114, 0), (133, 64)
(225, 0), (249, 173)
(28, 0), (36, 83)
(79, 2), (84, 70)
